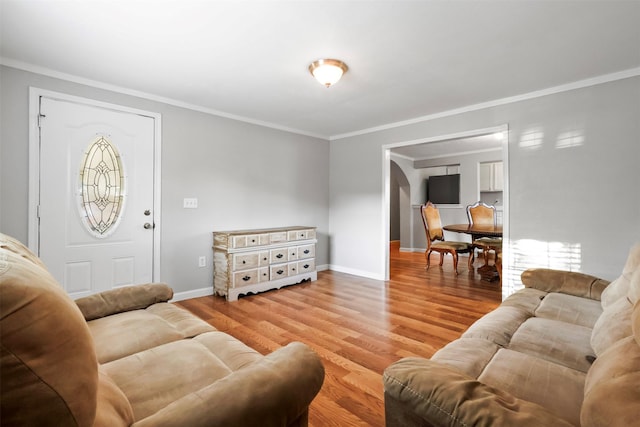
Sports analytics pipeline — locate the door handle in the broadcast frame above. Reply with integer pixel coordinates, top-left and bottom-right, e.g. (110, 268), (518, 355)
(143, 223), (154, 229)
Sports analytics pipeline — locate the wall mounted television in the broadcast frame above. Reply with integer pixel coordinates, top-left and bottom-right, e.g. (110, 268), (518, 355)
(427, 174), (460, 205)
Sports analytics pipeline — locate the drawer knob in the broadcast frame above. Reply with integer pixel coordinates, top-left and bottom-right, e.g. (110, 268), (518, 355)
(304, 250), (310, 254)
(276, 254), (283, 259)
(242, 276), (251, 281)
(242, 260), (246, 264)
(303, 264), (309, 269)
(276, 269), (284, 275)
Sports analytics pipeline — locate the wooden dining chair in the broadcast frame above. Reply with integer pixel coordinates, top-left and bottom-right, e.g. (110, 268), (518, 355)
(420, 202), (474, 275)
(466, 201), (502, 266)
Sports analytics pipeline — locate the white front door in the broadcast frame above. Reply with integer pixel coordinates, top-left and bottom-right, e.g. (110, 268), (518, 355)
(38, 96), (157, 298)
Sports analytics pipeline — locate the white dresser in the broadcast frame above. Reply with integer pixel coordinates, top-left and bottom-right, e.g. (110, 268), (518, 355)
(212, 226), (317, 301)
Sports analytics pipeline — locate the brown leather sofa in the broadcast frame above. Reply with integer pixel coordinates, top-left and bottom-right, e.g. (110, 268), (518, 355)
(0, 233), (324, 426)
(384, 243), (640, 427)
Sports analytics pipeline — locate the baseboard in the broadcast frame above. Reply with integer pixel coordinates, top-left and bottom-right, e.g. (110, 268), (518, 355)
(399, 247), (425, 253)
(171, 287), (214, 302)
(328, 264), (385, 281)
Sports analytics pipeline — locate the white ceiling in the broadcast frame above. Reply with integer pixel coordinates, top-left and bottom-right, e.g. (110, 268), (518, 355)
(391, 133), (503, 161)
(1, 0), (639, 140)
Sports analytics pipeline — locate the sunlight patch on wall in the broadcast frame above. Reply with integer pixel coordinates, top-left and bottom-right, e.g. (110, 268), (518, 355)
(556, 129), (585, 149)
(519, 128), (544, 150)
(506, 239), (582, 289)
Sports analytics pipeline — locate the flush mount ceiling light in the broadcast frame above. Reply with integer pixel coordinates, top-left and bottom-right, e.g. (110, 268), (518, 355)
(309, 59), (348, 88)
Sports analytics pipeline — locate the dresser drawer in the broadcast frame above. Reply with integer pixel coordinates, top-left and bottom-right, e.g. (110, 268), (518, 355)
(258, 251), (270, 266)
(298, 244), (315, 259)
(270, 264), (289, 280)
(270, 248), (288, 263)
(287, 229), (315, 241)
(270, 231), (288, 244)
(233, 253), (260, 270)
(233, 269), (259, 287)
(298, 259), (315, 274)
(288, 262), (298, 276)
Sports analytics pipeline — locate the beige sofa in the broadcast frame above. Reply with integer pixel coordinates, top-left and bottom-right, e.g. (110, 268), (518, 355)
(0, 233), (324, 426)
(384, 244), (640, 427)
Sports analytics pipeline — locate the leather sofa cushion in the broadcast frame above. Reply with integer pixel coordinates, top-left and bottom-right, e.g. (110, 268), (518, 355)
(534, 292), (602, 328)
(88, 303), (216, 363)
(431, 338), (500, 378)
(102, 331), (262, 420)
(600, 243), (640, 308)
(509, 318), (595, 373)
(0, 247), (98, 426)
(94, 369), (134, 427)
(582, 334), (640, 427)
(0, 232), (49, 271)
(591, 296), (633, 356)
(499, 287), (546, 313)
(461, 306), (532, 347)
(76, 283), (174, 321)
(478, 349), (585, 426)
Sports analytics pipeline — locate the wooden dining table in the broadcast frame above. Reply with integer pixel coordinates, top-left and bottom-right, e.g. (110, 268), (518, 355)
(442, 223), (503, 239)
(443, 223), (503, 281)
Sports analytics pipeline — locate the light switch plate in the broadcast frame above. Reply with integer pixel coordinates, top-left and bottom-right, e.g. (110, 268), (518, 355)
(183, 198), (198, 209)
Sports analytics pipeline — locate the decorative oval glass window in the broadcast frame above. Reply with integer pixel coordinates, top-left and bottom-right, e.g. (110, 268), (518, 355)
(79, 136), (126, 237)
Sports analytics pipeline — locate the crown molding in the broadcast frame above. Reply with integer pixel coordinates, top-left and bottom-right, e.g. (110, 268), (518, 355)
(330, 67), (640, 141)
(0, 57), (329, 141)
(3, 57), (638, 143)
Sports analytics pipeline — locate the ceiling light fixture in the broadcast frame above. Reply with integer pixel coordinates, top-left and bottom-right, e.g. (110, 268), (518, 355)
(309, 59), (348, 88)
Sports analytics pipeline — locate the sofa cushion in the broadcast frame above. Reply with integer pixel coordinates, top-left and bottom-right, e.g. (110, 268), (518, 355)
(87, 303), (216, 363)
(94, 369), (134, 427)
(534, 292), (602, 328)
(75, 283), (175, 321)
(0, 248), (98, 427)
(0, 233), (49, 271)
(509, 318), (595, 373)
(102, 331), (262, 420)
(431, 338), (500, 378)
(600, 243), (640, 308)
(461, 306), (532, 347)
(478, 349), (585, 426)
(499, 287), (546, 314)
(629, 267), (640, 305)
(581, 334), (640, 427)
(590, 296), (633, 357)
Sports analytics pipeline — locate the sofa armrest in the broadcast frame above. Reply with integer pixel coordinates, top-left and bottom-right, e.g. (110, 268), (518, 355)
(75, 283), (174, 321)
(521, 268), (609, 300)
(383, 358), (573, 427)
(131, 341), (325, 427)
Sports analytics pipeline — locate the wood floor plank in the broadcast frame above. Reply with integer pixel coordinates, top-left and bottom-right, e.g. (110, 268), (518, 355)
(177, 243), (501, 426)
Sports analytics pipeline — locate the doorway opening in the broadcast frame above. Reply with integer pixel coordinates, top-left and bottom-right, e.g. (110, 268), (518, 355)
(382, 125), (511, 298)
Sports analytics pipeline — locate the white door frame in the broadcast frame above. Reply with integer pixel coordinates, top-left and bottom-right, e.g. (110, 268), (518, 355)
(28, 87), (162, 282)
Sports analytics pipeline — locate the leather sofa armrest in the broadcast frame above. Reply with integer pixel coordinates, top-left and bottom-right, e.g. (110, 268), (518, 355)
(75, 283), (174, 321)
(131, 341), (325, 427)
(383, 358), (573, 427)
(521, 268), (609, 300)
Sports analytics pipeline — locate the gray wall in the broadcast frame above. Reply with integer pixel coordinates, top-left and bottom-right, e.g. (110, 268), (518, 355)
(0, 66), (330, 298)
(330, 76), (640, 292)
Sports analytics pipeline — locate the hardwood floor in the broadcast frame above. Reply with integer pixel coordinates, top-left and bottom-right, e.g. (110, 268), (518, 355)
(177, 242), (501, 426)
